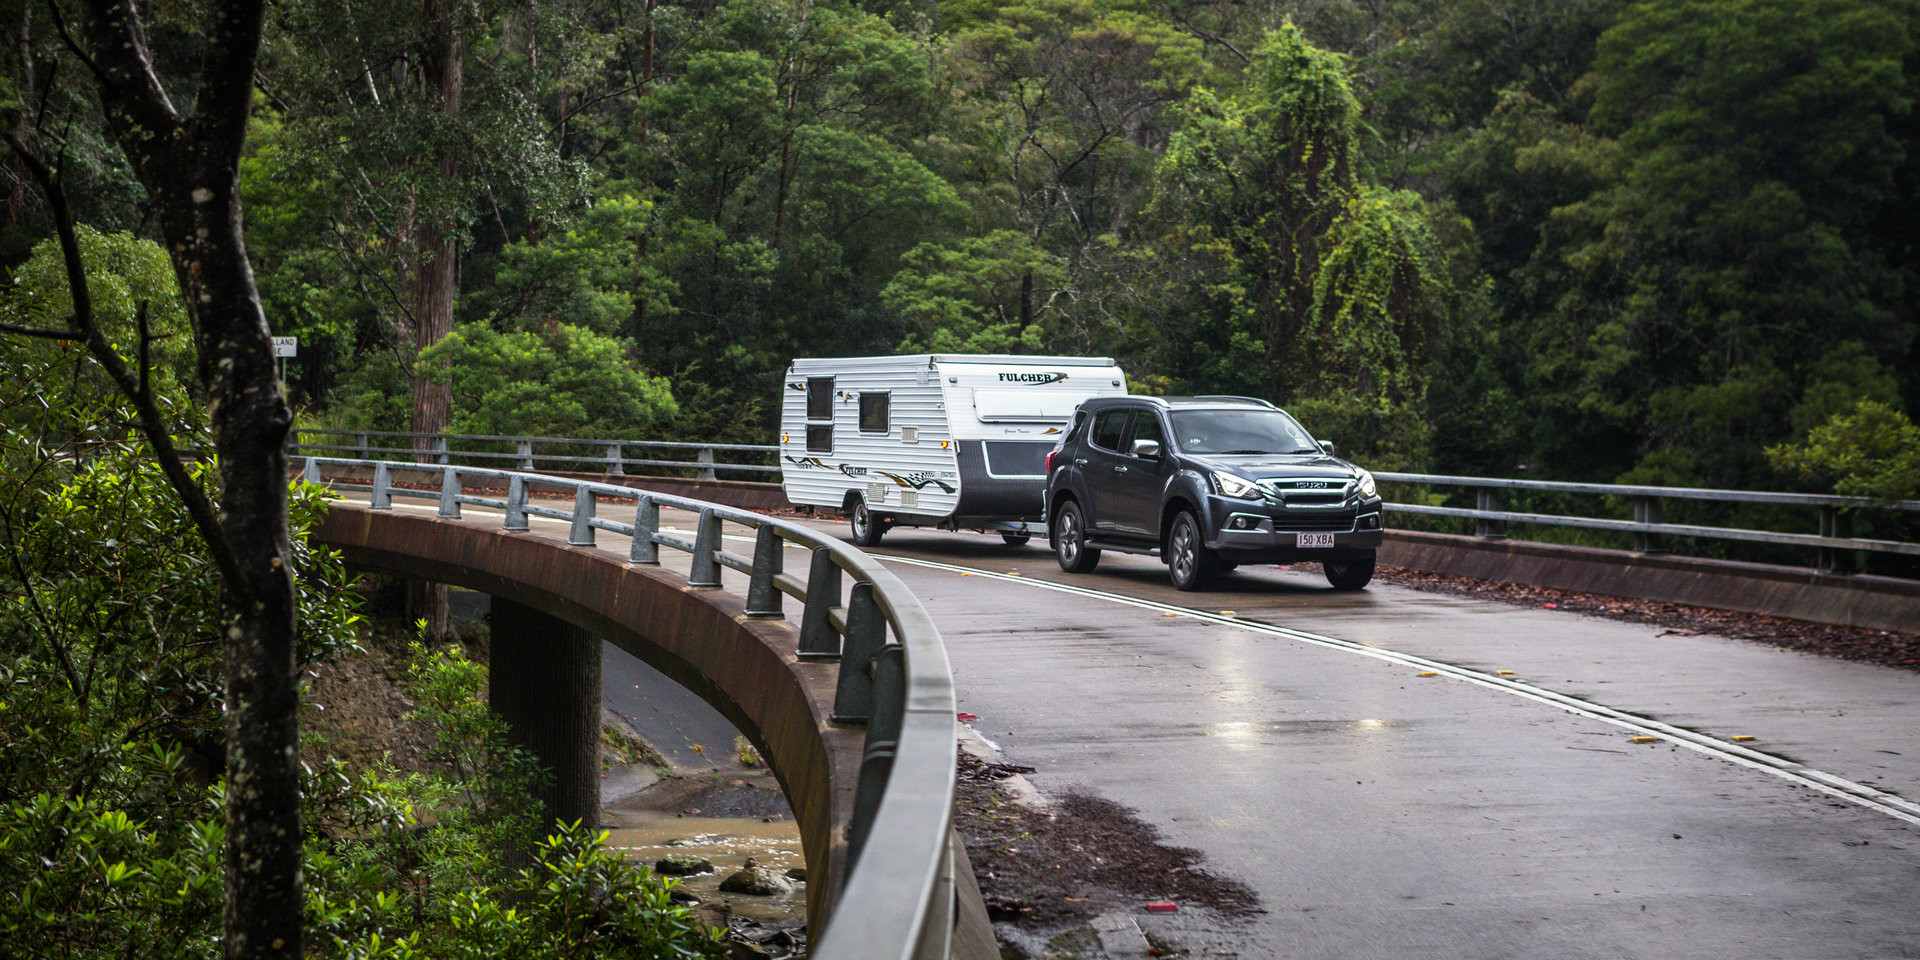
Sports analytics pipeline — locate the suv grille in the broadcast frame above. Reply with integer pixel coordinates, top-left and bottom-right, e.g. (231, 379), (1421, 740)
(1257, 478), (1352, 507)
(1273, 512), (1357, 532)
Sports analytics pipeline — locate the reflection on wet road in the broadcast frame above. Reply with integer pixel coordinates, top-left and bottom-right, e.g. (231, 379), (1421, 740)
(850, 523), (1920, 960)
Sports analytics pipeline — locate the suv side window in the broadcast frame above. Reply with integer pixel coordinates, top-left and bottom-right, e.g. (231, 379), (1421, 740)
(1126, 410), (1165, 455)
(1089, 409), (1131, 453)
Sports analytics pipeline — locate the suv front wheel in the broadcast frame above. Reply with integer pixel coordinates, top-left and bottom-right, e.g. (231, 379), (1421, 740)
(1166, 509), (1219, 591)
(1050, 499), (1100, 573)
(1324, 556), (1375, 590)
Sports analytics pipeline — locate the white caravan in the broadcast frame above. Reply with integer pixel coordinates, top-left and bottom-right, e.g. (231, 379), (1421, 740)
(780, 354), (1128, 546)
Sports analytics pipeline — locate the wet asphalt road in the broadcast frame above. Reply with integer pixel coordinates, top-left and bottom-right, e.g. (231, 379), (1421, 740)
(846, 523), (1920, 960)
(364, 498), (1920, 957)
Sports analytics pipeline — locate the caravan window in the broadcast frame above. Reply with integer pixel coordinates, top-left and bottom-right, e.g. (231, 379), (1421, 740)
(807, 424), (832, 453)
(806, 378), (834, 421)
(859, 393), (890, 433)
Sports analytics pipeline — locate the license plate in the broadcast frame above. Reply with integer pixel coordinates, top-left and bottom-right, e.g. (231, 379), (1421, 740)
(1296, 532), (1336, 548)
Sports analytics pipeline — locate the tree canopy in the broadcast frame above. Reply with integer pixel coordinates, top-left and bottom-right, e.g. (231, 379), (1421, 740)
(6, 0), (1917, 484)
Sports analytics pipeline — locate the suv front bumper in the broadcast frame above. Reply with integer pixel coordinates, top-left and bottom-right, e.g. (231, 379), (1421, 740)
(1204, 496), (1385, 559)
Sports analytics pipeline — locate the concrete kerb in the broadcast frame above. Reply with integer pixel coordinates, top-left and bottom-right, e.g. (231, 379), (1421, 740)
(1381, 529), (1920, 633)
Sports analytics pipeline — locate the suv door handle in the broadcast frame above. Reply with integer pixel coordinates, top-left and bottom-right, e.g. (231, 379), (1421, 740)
(1113, 465), (1129, 474)
(1074, 458), (1088, 466)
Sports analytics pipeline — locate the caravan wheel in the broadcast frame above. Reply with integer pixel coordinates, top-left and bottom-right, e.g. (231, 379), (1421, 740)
(849, 499), (885, 547)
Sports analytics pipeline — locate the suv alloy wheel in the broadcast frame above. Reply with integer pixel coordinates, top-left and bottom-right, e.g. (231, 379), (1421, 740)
(1050, 499), (1101, 572)
(1167, 509), (1219, 591)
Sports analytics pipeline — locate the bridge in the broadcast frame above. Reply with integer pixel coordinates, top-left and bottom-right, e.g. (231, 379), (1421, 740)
(306, 459), (997, 960)
(299, 438), (1920, 959)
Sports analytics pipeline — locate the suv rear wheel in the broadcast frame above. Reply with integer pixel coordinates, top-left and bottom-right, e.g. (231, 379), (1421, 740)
(849, 498), (884, 547)
(1324, 556), (1374, 590)
(1167, 509), (1219, 591)
(1050, 500), (1100, 573)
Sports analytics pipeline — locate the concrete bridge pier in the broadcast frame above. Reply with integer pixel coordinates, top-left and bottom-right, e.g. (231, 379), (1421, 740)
(490, 597), (603, 831)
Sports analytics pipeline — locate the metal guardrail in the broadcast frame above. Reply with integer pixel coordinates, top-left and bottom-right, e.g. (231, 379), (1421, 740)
(291, 428), (776, 479)
(297, 456), (961, 960)
(1373, 472), (1920, 571)
(289, 430), (1918, 572)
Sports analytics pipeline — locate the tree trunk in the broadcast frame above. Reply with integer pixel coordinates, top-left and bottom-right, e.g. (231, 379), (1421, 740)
(75, 1), (302, 958)
(410, 0), (464, 457)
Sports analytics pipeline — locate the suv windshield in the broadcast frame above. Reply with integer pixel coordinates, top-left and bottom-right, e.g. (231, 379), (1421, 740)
(1169, 409), (1320, 456)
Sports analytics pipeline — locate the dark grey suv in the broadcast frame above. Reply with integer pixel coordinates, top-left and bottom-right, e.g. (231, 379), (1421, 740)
(1043, 396), (1385, 590)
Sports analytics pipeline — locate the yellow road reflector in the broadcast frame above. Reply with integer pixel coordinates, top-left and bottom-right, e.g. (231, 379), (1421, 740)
(1219, 611), (1236, 617)
(1495, 670), (1516, 675)
(1417, 671), (1439, 677)
(1731, 735), (1757, 742)
(1629, 736), (1659, 743)
(960, 572), (973, 576)
(1162, 611), (1180, 617)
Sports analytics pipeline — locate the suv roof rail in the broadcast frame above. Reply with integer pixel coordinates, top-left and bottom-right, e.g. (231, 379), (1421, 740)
(1190, 395), (1277, 408)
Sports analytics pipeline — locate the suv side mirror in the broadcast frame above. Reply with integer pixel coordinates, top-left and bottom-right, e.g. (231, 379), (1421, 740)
(1131, 439), (1162, 459)
(1319, 440), (1336, 456)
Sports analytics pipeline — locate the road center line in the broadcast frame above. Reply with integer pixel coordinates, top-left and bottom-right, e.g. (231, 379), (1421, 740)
(877, 553), (1920, 829)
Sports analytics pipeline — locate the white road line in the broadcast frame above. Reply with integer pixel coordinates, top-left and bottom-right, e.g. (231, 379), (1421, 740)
(878, 554), (1920, 829)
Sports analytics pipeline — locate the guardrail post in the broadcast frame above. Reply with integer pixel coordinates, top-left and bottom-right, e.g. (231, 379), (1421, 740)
(355, 433), (369, 459)
(505, 475), (530, 531)
(1816, 506), (1855, 574)
(832, 583), (886, 724)
(517, 440), (535, 471)
(630, 497), (660, 564)
(605, 442), (625, 477)
(432, 435), (449, 465)
(300, 458), (320, 484)
(688, 508), (722, 587)
(438, 469), (462, 519)
(696, 447), (716, 480)
(798, 547), (843, 660)
(1633, 495), (1665, 554)
(1475, 487), (1505, 539)
(848, 643), (905, 862)
(569, 487), (597, 546)
(371, 462), (393, 509)
(745, 526), (785, 618)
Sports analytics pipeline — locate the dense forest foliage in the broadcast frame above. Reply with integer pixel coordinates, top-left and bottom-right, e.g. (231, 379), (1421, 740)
(0, 1), (1914, 955)
(5, 0), (1918, 490)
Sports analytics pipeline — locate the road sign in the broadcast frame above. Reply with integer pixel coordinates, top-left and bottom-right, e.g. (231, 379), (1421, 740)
(271, 336), (298, 357)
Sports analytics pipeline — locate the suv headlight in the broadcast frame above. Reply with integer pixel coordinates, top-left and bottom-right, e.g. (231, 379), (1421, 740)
(1356, 469), (1377, 499)
(1212, 472), (1260, 500)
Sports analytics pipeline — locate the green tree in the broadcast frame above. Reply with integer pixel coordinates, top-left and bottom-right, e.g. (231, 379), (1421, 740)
(887, 230), (1066, 353)
(1147, 24), (1367, 398)
(1768, 399), (1920, 503)
(1, 228), (200, 443)
(1520, 0), (1915, 485)
(1140, 22), (1464, 466)
(420, 324), (679, 439)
